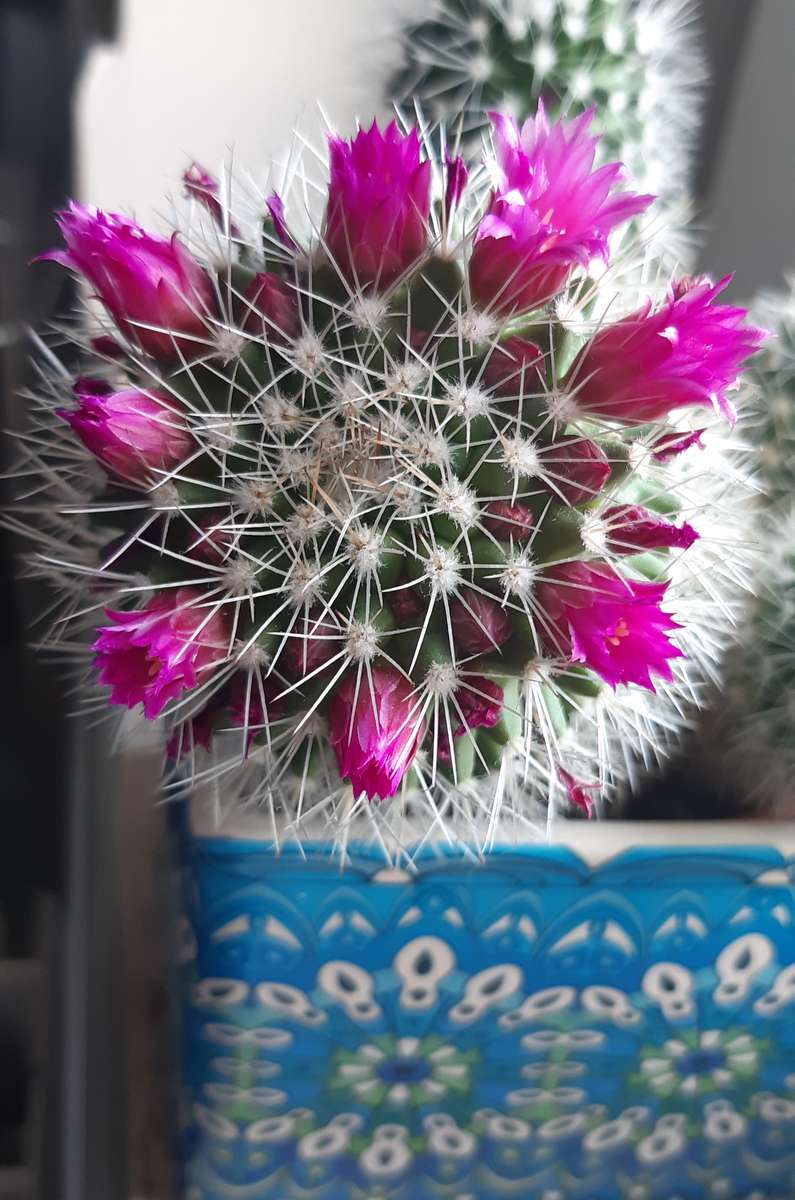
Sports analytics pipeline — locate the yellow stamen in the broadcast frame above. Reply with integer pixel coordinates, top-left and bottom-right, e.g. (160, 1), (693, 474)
(607, 618), (629, 648)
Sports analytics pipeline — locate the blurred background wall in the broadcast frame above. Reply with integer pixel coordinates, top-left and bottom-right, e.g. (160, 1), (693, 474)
(700, 1), (795, 298)
(75, 0), (422, 220)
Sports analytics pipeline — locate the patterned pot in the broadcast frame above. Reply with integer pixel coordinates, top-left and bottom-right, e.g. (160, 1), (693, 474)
(174, 817), (795, 1200)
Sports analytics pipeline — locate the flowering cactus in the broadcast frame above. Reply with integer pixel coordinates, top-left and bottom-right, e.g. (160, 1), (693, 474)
(389, 0), (705, 200)
(11, 109), (763, 851)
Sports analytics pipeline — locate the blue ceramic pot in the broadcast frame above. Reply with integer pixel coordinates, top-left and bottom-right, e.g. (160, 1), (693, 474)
(173, 818), (795, 1199)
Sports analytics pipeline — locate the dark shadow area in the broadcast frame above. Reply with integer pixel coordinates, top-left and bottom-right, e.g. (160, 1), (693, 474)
(0, 3), (118, 1195)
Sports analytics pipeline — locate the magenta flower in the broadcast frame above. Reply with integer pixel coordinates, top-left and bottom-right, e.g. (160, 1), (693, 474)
(229, 678), (281, 754)
(483, 500), (535, 542)
(329, 664), (423, 800)
(38, 202), (214, 359)
(266, 192), (298, 251)
(469, 107), (651, 315)
(388, 584), (423, 626)
(601, 504), (699, 555)
(90, 334), (125, 359)
(59, 386), (194, 486)
(166, 701), (219, 760)
(567, 276), (768, 425)
(450, 591), (513, 656)
(484, 337), (545, 396)
(542, 437), (611, 505)
(452, 675), (503, 736)
(650, 428), (707, 462)
(323, 120), (431, 291)
(93, 588), (228, 719)
(188, 516), (233, 563)
(558, 766), (599, 818)
(538, 562), (683, 690)
(282, 609), (338, 677)
(183, 163), (239, 236)
(438, 674), (504, 761)
(239, 271), (299, 342)
(444, 151), (469, 223)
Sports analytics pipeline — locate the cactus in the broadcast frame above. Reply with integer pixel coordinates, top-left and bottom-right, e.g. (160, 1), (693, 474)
(8, 109), (762, 857)
(716, 280), (795, 810)
(390, 0), (705, 200)
(747, 280), (795, 509)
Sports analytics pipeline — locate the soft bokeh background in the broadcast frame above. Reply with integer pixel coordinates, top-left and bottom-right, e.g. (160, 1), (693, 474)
(1, 2), (794, 1197)
(76, 0), (415, 220)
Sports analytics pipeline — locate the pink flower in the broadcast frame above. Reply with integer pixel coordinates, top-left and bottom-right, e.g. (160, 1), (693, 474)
(438, 674), (504, 761)
(282, 609), (339, 676)
(93, 588), (228, 719)
(483, 500), (535, 542)
(388, 584), (423, 626)
(90, 334), (125, 359)
(166, 700), (220, 760)
(484, 337), (545, 396)
(451, 590), (513, 656)
(600, 504), (699, 554)
(324, 120), (431, 291)
(37, 202), (214, 359)
(229, 678), (281, 754)
(541, 437), (611, 505)
(239, 271), (299, 342)
(538, 562), (683, 690)
(183, 162), (239, 236)
(266, 192), (298, 251)
(329, 664), (423, 800)
(558, 766), (599, 818)
(469, 107), (651, 315)
(187, 516), (234, 563)
(650, 428), (706, 462)
(59, 386), (194, 486)
(567, 276), (768, 425)
(452, 675), (503, 736)
(444, 151), (468, 223)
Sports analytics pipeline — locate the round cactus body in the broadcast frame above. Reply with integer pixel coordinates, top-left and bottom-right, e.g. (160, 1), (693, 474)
(13, 111), (763, 856)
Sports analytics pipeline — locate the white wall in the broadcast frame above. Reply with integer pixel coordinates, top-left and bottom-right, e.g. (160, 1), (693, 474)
(76, 0), (422, 224)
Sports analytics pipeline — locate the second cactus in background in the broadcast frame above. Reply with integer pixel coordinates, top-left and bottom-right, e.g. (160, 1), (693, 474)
(390, 0), (706, 201)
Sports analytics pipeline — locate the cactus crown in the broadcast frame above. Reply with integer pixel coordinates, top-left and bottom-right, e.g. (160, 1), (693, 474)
(11, 112), (759, 857)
